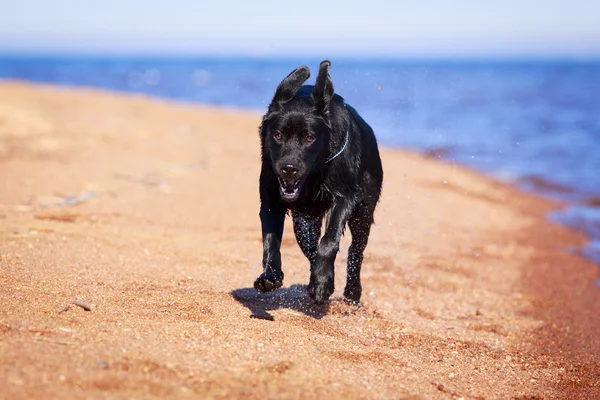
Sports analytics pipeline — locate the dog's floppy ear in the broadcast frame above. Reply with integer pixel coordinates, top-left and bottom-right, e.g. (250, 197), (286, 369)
(268, 66), (310, 112)
(312, 60), (334, 117)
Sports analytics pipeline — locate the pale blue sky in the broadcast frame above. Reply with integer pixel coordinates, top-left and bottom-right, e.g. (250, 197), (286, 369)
(2, 0), (599, 58)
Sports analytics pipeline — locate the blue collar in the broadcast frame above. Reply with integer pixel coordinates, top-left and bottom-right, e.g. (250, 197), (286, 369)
(325, 124), (350, 164)
(325, 103), (350, 163)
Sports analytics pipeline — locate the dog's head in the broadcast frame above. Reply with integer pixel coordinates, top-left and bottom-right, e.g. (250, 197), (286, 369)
(260, 61), (335, 202)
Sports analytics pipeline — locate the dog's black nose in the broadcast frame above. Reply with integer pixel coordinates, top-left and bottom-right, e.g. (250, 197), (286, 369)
(281, 164), (298, 177)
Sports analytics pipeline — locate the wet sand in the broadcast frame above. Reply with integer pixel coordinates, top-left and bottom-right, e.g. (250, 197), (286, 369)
(0, 82), (599, 399)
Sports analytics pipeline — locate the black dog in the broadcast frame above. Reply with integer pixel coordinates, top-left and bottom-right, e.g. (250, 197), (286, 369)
(254, 60), (383, 304)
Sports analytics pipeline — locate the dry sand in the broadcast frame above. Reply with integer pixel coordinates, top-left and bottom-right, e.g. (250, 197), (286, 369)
(0, 82), (599, 399)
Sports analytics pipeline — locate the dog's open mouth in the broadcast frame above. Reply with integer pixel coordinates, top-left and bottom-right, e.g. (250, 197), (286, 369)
(278, 178), (302, 202)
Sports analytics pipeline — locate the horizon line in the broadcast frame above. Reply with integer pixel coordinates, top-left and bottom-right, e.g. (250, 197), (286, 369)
(2, 51), (600, 63)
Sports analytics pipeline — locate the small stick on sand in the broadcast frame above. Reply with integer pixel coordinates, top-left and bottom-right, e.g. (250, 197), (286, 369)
(32, 337), (77, 346)
(58, 300), (92, 314)
(73, 300), (92, 311)
(58, 305), (71, 314)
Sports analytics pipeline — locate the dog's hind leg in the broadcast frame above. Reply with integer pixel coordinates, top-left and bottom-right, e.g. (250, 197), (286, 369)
(343, 204), (375, 303)
(292, 211), (322, 266)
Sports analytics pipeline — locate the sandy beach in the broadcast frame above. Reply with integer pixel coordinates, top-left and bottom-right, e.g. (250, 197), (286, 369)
(0, 82), (599, 399)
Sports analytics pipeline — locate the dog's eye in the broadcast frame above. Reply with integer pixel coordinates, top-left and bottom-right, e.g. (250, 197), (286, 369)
(306, 135), (315, 143)
(273, 132), (282, 141)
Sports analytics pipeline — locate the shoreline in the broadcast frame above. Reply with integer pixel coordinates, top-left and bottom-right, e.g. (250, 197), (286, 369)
(1, 82), (599, 398)
(4, 77), (599, 271)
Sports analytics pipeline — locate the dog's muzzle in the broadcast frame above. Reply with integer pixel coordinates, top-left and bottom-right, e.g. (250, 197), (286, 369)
(276, 163), (304, 202)
(278, 177), (302, 202)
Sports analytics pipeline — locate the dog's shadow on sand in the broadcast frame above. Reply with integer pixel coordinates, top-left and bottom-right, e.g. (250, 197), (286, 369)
(231, 284), (332, 320)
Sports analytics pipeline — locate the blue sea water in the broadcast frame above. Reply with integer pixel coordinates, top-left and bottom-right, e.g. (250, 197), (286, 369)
(0, 56), (599, 265)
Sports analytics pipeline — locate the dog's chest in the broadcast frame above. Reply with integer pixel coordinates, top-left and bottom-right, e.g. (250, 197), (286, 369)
(289, 191), (332, 215)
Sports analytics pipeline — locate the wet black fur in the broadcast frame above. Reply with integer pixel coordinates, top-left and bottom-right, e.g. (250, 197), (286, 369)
(254, 61), (383, 304)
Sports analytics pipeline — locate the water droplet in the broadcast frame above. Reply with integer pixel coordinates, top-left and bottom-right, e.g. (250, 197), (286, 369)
(143, 68), (161, 86)
(192, 69), (211, 86)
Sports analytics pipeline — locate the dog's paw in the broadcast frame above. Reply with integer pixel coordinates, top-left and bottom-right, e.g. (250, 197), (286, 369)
(343, 284), (362, 304)
(254, 274), (283, 293)
(308, 276), (335, 305)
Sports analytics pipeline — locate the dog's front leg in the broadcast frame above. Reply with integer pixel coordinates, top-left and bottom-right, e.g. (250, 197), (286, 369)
(309, 201), (353, 304)
(254, 199), (286, 292)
